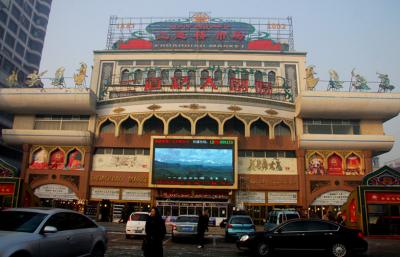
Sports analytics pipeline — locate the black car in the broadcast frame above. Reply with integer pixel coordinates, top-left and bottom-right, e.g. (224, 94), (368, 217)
(237, 219), (368, 257)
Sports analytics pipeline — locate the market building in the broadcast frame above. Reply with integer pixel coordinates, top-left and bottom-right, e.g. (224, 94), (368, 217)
(0, 13), (399, 224)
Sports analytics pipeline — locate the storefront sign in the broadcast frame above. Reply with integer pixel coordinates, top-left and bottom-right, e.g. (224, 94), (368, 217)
(267, 192), (297, 204)
(91, 174), (147, 185)
(91, 187), (120, 200)
(0, 183), (15, 195)
(237, 191), (265, 204)
(366, 192), (400, 204)
(121, 189), (151, 201)
(311, 190), (350, 206)
(238, 158), (297, 175)
(92, 155), (149, 172)
(34, 184), (78, 200)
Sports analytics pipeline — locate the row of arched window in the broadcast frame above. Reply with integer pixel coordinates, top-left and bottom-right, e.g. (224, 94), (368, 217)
(120, 69), (277, 85)
(99, 114), (292, 138)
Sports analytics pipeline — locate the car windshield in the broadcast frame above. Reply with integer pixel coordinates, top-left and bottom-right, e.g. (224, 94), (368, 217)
(230, 217), (252, 224)
(131, 213), (148, 221)
(0, 211), (48, 233)
(176, 216), (198, 223)
(286, 214), (299, 220)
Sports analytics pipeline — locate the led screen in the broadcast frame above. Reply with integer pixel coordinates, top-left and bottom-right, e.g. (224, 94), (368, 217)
(152, 138), (235, 186)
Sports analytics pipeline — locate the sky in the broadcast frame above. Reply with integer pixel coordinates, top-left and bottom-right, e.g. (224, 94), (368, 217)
(40, 0), (400, 165)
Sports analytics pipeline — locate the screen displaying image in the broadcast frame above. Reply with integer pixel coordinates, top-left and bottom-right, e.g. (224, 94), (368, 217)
(152, 138), (235, 186)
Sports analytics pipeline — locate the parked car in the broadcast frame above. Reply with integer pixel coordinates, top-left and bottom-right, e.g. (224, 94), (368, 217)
(171, 215), (199, 241)
(125, 212), (149, 238)
(0, 207), (108, 257)
(237, 219), (368, 257)
(264, 208), (300, 231)
(225, 215), (255, 241)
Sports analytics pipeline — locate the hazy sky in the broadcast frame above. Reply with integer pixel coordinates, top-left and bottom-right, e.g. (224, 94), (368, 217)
(40, 0), (400, 164)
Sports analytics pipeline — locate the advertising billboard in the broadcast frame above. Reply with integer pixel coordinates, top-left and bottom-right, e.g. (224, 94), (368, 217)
(150, 136), (237, 189)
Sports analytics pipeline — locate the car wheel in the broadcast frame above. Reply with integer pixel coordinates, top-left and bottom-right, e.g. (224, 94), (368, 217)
(91, 243), (105, 257)
(331, 242), (347, 257)
(255, 241), (270, 257)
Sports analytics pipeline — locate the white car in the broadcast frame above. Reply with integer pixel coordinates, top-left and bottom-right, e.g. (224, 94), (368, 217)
(125, 212), (149, 238)
(0, 207), (108, 257)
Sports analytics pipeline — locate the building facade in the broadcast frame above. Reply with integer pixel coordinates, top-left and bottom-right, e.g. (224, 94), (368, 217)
(1, 14), (399, 224)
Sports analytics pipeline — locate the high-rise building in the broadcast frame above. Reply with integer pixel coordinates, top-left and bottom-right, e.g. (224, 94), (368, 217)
(0, 0), (52, 87)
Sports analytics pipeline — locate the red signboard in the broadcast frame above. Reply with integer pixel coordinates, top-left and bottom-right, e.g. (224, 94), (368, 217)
(366, 192), (400, 204)
(0, 183), (15, 195)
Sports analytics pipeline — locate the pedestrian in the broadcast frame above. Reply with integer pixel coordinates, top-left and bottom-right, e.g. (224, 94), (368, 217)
(197, 209), (209, 249)
(336, 212), (345, 226)
(142, 207), (166, 257)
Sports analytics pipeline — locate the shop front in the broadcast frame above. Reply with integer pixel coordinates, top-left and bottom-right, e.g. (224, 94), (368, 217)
(342, 166), (400, 236)
(0, 178), (21, 208)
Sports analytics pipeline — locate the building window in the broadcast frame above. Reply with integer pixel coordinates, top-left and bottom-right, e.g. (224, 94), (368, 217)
(303, 119), (360, 135)
(18, 29), (27, 43)
(133, 69), (143, 83)
(23, 2), (32, 17)
(255, 71), (263, 82)
(268, 71), (276, 84)
(5, 33), (16, 48)
(20, 15), (30, 31)
(161, 69), (169, 84)
(11, 5), (22, 21)
(200, 69), (208, 85)
(30, 27), (45, 40)
(0, 25), (5, 40)
(26, 51), (41, 66)
(33, 13), (48, 27)
(274, 122), (291, 137)
(1, 58), (15, 74)
(227, 61), (243, 66)
(120, 69), (130, 84)
(34, 115), (90, 131)
(35, 1), (50, 16)
(28, 38), (43, 52)
(214, 69), (222, 86)
(0, 9), (7, 24)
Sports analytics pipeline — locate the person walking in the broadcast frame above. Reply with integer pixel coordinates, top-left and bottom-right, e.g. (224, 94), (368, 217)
(197, 209), (209, 249)
(142, 207), (166, 257)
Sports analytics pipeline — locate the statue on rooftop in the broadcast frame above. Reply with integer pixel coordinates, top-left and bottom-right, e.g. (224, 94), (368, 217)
(305, 65), (319, 90)
(51, 67), (65, 88)
(327, 69), (343, 91)
(26, 70), (47, 88)
(377, 73), (395, 93)
(6, 70), (19, 87)
(350, 69), (370, 91)
(73, 62), (87, 88)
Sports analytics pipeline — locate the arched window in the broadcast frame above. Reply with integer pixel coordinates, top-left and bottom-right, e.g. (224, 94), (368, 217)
(99, 120), (115, 134)
(174, 69), (182, 79)
(29, 147), (49, 169)
(66, 149), (83, 170)
(134, 69), (143, 83)
(196, 115), (218, 136)
(254, 71), (263, 82)
(200, 69), (209, 85)
(161, 69), (169, 85)
(214, 69), (223, 86)
(274, 121), (291, 137)
(143, 116), (164, 135)
(268, 71), (276, 84)
(241, 70), (249, 81)
(250, 119), (269, 137)
(224, 117), (245, 136)
(228, 69), (236, 84)
(188, 70), (196, 86)
(120, 118), (138, 134)
(120, 69), (130, 84)
(169, 115), (191, 135)
(147, 69), (156, 79)
(49, 149), (65, 170)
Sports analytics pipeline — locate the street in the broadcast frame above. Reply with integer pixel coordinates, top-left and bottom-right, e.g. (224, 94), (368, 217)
(101, 223), (400, 257)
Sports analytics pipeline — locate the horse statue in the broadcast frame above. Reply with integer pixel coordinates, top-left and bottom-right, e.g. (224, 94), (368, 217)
(51, 67), (65, 88)
(305, 66), (319, 90)
(377, 73), (395, 92)
(350, 69), (370, 91)
(6, 70), (19, 87)
(26, 70), (47, 88)
(73, 62), (87, 88)
(327, 69), (343, 91)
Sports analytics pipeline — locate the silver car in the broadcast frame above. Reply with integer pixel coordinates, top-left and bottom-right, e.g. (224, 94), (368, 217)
(0, 208), (108, 257)
(171, 215), (199, 241)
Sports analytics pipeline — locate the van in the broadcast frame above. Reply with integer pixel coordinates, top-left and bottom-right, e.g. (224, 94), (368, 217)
(264, 209), (300, 231)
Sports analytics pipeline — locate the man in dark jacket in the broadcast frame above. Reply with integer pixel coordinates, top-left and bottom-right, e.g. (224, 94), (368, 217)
(197, 209), (209, 249)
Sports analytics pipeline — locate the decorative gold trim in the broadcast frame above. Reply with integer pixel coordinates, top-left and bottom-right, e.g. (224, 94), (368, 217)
(227, 105), (242, 112)
(112, 107), (126, 114)
(265, 109), (278, 115)
(147, 104), (162, 111)
(179, 104), (206, 110)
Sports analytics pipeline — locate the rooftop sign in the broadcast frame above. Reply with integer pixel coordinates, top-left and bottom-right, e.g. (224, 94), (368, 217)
(106, 13), (294, 51)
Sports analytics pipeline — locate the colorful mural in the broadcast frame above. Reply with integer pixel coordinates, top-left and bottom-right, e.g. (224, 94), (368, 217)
(29, 148), (49, 169)
(66, 150), (83, 170)
(306, 151), (364, 176)
(49, 149), (65, 170)
(29, 146), (85, 170)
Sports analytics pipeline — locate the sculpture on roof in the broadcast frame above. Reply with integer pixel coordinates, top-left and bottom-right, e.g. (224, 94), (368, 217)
(26, 70), (47, 88)
(377, 73), (395, 93)
(51, 67), (66, 88)
(73, 62), (87, 88)
(6, 70), (19, 87)
(305, 65), (319, 90)
(327, 69), (343, 91)
(350, 69), (370, 91)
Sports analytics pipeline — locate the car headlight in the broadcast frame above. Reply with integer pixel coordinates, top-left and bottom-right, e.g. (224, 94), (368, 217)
(240, 234), (250, 242)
